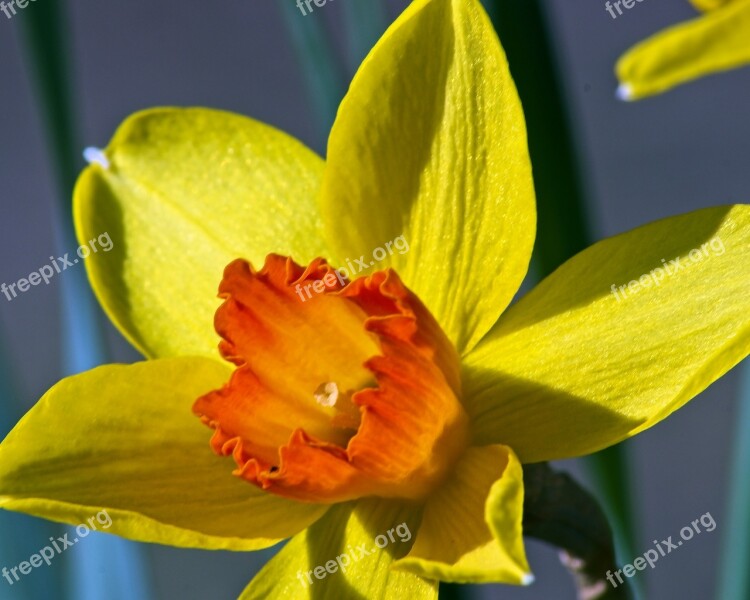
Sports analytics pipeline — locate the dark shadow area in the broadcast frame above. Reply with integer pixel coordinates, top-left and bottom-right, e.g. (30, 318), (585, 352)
(463, 366), (643, 463)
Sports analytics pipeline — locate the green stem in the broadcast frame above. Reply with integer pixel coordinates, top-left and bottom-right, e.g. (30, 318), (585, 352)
(486, 1), (640, 596)
(277, 1), (348, 149)
(19, 3), (154, 599)
(0, 332), (61, 600)
(717, 359), (750, 599)
(341, 0), (388, 71)
(19, 0), (109, 374)
(484, 0), (591, 267)
(19, 2), (78, 198)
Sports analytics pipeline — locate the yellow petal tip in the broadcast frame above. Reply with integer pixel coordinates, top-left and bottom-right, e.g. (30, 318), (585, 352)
(615, 83), (634, 102)
(82, 146), (110, 169)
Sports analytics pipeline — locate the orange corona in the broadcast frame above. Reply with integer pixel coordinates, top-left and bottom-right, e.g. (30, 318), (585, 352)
(194, 255), (470, 503)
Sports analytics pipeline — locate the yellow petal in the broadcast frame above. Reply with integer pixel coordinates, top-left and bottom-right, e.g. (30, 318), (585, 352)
(690, 0), (735, 11)
(464, 205), (750, 462)
(393, 445), (531, 585)
(240, 498), (435, 599)
(616, 0), (750, 100)
(319, 0), (535, 354)
(0, 358), (327, 550)
(74, 107), (329, 359)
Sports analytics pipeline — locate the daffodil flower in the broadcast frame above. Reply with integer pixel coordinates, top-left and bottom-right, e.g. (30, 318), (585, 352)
(1, 0), (749, 598)
(616, 0), (750, 100)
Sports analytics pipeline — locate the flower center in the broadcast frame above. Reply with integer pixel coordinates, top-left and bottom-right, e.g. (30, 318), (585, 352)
(314, 381), (361, 431)
(194, 254), (469, 503)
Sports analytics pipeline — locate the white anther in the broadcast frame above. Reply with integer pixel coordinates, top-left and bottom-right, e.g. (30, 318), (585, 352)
(314, 382), (339, 407)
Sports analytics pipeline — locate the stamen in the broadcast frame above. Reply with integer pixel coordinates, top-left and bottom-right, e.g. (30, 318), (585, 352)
(314, 382), (339, 407)
(315, 381), (361, 431)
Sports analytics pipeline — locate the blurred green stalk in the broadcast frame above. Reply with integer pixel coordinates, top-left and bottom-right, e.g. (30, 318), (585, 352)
(341, 0), (388, 70)
(277, 0), (348, 149)
(717, 359), (750, 599)
(486, 1), (641, 597)
(19, 3), (154, 599)
(0, 334), (61, 600)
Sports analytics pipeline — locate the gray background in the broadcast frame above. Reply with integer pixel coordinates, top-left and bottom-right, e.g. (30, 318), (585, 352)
(1, 0), (748, 598)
